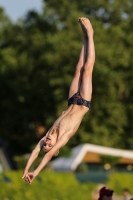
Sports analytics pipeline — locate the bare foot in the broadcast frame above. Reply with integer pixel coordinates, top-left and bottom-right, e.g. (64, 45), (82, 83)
(78, 17), (87, 37)
(78, 17), (94, 36)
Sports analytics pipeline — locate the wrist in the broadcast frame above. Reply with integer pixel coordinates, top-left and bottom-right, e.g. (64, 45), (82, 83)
(24, 168), (28, 173)
(34, 169), (39, 176)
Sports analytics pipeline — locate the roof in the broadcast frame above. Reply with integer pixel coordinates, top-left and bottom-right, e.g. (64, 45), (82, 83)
(51, 143), (133, 171)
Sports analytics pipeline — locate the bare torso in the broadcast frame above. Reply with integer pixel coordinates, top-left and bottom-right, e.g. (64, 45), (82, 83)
(48, 105), (89, 140)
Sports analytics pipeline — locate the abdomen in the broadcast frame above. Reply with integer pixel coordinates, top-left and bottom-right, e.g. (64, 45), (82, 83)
(59, 111), (84, 138)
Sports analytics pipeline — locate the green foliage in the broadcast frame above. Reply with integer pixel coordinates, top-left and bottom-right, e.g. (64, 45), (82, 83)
(75, 163), (89, 173)
(0, 0), (133, 156)
(1, 170), (133, 200)
(0, 171), (96, 200)
(100, 155), (121, 166)
(107, 173), (133, 195)
(14, 155), (28, 170)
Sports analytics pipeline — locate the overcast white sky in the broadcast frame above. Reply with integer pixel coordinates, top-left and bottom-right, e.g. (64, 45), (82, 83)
(0, 0), (43, 22)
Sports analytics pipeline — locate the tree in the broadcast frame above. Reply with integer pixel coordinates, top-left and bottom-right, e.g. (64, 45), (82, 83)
(0, 0), (133, 155)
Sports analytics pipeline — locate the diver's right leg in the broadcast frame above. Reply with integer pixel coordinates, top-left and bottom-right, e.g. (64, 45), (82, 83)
(79, 17), (95, 101)
(68, 18), (87, 99)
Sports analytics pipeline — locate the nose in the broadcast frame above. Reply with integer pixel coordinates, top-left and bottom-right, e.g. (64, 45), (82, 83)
(45, 139), (50, 144)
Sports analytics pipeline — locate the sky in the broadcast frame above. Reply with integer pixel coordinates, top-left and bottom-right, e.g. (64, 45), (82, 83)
(0, 0), (43, 22)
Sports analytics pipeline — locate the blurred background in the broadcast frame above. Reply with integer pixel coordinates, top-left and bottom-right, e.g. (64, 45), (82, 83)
(0, 0), (133, 199)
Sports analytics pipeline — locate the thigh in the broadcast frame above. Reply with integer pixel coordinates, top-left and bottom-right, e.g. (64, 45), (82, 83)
(68, 69), (82, 99)
(80, 74), (92, 101)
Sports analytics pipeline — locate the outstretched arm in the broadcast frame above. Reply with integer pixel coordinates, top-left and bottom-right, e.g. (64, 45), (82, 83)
(22, 136), (45, 179)
(25, 134), (70, 184)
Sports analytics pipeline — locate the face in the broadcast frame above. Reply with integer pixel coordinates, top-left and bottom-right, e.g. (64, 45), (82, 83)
(124, 191), (130, 196)
(42, 134), (57, 153)
(101, 194), (113, 200)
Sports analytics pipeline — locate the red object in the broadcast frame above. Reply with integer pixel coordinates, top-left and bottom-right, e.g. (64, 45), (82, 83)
(99, 186), (114, 196)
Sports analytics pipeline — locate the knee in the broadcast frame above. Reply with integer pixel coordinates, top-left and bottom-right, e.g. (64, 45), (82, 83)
(76, 62), (83, 71)
(83, 66), (93, 77)
(83, 61), (94, 74)
(75, 63), (83, 74)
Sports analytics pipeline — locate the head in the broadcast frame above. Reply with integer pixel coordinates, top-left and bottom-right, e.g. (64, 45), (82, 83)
(98, 186), (114, 200)
(42, 134), (59, 156)
(123, 188), (131, 196)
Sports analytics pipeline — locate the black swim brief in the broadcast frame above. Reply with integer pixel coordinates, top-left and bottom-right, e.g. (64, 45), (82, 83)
(68, 92), (91, 108)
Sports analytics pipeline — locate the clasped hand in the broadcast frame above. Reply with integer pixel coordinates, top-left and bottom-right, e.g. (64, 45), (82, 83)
(22, 172), (37, 184)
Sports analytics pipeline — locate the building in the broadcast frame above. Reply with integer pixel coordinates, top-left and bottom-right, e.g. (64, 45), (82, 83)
(51, 143), (133, 172)
(51, 143), (133, 182)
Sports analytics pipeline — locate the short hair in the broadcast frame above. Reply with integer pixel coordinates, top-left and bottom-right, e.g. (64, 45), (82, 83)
(123, 188), (130, 193)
